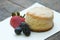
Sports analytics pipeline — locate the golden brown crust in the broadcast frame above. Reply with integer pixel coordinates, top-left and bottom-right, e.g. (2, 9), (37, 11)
(26, 12), (53, 20)
(25, 7), (54, 32)
(25, 13), (54, 32)
(25, 12), (54, 32)
(30, 23), (54, 32)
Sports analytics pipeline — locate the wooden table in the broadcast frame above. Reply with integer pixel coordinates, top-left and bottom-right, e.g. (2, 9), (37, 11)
(0, 0), (60, 40)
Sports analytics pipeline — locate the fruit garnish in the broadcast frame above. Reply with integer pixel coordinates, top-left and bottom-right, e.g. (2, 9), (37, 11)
(10, 11), (25, 28)
(10, 12), (31, 36)
(23, 28), (31, 36)
(12, 12), (16, 16)
(22, 14), (25, 18)
(15, 27), (22, 35)
(20, 22), (31, 36)
(17, 12), (20, 16)
(12, 12), (20, 17)
(10, 16), (25, 28)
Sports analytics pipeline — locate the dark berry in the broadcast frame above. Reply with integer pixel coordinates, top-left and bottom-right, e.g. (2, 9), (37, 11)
(20, 22), (28, 28)
(20, 22), (31, 36)
(23, 27), (31, 36)
(15, 27), (22, 35)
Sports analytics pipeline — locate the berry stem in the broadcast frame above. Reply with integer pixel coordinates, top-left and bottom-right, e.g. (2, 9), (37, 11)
(12, 12), (16, 17)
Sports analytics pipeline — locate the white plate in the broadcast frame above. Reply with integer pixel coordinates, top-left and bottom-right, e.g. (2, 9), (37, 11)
(0, 3), (60, 40)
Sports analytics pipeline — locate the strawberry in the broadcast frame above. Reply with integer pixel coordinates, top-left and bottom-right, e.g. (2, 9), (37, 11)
(10, 16), (25, 29)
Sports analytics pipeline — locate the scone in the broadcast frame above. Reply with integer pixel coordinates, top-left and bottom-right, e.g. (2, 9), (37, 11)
(25, 7), (54, 32)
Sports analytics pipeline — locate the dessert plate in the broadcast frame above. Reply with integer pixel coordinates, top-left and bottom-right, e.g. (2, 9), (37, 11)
(0, 3), (60, 40)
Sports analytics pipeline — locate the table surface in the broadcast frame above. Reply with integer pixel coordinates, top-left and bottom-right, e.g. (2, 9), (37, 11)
(0, 0), (60, 40)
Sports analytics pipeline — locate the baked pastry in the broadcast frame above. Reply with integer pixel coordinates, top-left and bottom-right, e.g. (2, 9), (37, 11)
(25, 7), (54, 32)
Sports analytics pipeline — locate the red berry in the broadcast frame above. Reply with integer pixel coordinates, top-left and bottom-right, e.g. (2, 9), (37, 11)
(10, 16), (25, 29)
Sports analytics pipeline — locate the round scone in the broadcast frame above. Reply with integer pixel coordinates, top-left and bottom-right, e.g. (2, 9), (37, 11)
(25, 7), (54, 32)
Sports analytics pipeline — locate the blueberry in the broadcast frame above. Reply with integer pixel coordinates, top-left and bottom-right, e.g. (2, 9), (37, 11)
(15, 27), (22, 35)
(20, 22), (29, 28)
(20, 22), (31, 36)
(23, 27), (31, 36)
